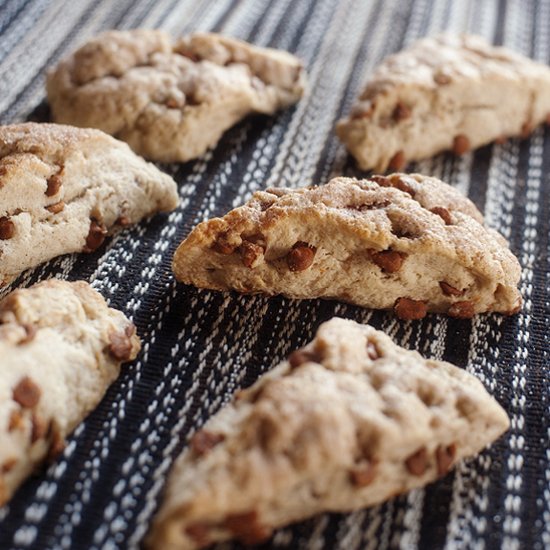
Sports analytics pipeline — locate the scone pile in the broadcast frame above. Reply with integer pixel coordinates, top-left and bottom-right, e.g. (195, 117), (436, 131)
(2, 26), (540, 550)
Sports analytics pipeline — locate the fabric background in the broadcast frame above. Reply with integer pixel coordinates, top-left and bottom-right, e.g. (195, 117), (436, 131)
(0, 0), (548, 548)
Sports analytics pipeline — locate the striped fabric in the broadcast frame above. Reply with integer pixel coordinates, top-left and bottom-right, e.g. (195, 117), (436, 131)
(0, 0), (548, 548)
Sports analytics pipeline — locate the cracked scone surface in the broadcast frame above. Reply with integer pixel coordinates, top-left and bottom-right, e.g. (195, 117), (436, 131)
(336, 34), (550, 172)
(147, 317), (509, 550)
(47, 30), (307, 162)
(0, 123), (179, 286)
(0, 279), (140, 506)
(172, 174), (522, 319)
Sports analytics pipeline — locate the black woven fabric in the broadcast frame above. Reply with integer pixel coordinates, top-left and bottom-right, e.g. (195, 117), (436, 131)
(0, 0), (549, 548)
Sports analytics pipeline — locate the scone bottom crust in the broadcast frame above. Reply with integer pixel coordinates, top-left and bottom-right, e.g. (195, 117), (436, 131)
(172, 174), (522, 319)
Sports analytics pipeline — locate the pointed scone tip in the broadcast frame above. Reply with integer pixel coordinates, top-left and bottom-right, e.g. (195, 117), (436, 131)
(172, 174), (522, 318)
(46, 30), (307, 162)
(336, 34), (550, 171)
(0, 122), (179, 287)
(146, 317), (509, 550)
(0, 279), (140, 506)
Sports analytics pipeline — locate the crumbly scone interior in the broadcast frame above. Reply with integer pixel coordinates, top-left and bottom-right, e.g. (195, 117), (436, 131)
(147, 318), (509, 549)
(0, 280), (140, 505)
(173, 174), (521, 317)
(0, 123), (178, 285)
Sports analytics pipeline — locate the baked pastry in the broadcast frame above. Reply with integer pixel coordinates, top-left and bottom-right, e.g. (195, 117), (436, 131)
(0, 123), (179, 286)
(336, 34), (550, 171)
(0, 279), (140, 506)
(172, 174), (522, 319)
(146, 317), (509, 549)
(46, 30), (306, 162)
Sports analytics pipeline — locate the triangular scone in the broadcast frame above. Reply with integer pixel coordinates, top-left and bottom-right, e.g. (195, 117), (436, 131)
(336, 34), (550, 172)
(0, 280), (140, 506)
(0, 123), (179, 286)
(47, 30), (306, 162)
(147, 317), (509, 550)
(172, 174), (521, 319)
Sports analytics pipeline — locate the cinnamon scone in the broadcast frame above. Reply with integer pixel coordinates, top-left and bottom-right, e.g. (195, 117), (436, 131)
(0, 279), (140, 506)
(172, 174), (522, 319)
(0, 123), (179, 286)
(336, 34), (550, 171)
(46, 30), (307, 162)
(146, 317), (509, 550)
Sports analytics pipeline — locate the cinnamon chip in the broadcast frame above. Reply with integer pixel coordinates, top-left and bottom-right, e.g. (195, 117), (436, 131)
(108, 325), (136, 361)
(350, 460), (376, 487)
(287, 241), (316, 272)
(223, 510), (272, 545)
(13, 376), (41, 408)
(430, 206), (452, 225)
(0, 216), (15, 240)
(83, 219), (107, 253)
(394, 297), (428, 320)
(371, 250), (405, 273)
(448, 301), (475, 319)
(46, 174), (63, 197)
(452, 134), (470, 155)
(46, 201), (65, 214)
(191, 430), (225, 457)
(439, 281), (464, 297)
(436, 443), (456, 476)
(240, 241), (264, 268)
(388, 150), (406, 171)
(185, 523), (210, 546)
(405, 447), (428, 476)
(211, 232), (236, 255)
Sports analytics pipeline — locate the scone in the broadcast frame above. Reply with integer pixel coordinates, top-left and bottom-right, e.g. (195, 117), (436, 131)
(46, 30), (307, 162)
(336, 34), (550, 171)
(172, 174), (522, 319)
(0, 279), (140, 506)
(0, 123), (179, 286)
(146, 317), (509, 550)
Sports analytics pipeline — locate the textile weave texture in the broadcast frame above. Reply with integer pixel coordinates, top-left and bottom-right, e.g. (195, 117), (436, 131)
(0, 0), (549, 548)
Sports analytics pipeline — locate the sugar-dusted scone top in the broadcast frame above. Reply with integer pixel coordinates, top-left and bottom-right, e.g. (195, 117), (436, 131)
(336, 34), (550, 172)
(172, 174), (522, 319)
(0, 279), (140, 506)
(47, 30), (307, 162)
(146, 317), (509, 550)
(0, 123), (179, 286)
